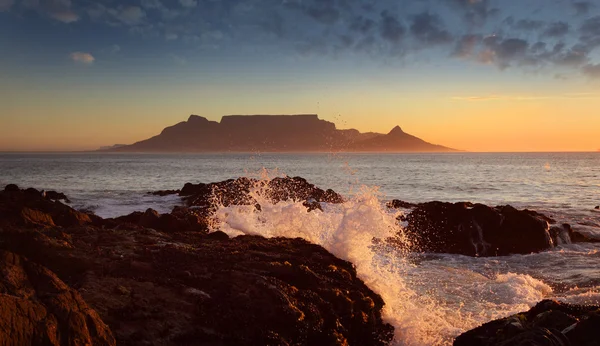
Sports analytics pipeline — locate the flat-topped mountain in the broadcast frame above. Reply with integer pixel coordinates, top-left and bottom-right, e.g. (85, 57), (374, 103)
(106, 114), (456, 152)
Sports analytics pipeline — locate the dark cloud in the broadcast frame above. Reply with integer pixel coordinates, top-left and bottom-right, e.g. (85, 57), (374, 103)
(580, 16), (600, 47)
(380, 11), (405, 43)
(447, 0), (492, 26)
(582, 63), (600, 78)
(552, 44), (589, 66)
(573, 1), (592, 16)
(514, 19), (545, 31)
(306, 4), (340, 25)
(349, 16), (375, 34)
(452, 34), (480, 58)
(543, 22), (569, 37)
(410, 12), (453, 45)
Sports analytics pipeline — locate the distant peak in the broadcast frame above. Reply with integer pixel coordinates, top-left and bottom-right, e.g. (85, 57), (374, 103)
(388, 126), (404, 135)
(188, 115), (208, 123)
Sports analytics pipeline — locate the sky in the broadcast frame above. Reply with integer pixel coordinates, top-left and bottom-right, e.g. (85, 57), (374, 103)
(1, 0), (600, 152)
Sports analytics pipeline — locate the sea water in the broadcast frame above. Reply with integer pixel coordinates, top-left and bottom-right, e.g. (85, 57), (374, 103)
(1, 152), (599, 345)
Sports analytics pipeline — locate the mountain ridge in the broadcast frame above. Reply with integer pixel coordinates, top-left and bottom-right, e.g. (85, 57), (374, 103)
(104, 114), (457, 152)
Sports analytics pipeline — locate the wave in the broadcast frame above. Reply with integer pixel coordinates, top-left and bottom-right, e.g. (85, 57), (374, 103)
(208, 173), (554, 345)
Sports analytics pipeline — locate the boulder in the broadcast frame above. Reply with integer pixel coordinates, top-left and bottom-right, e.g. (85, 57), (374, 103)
(179, 176), (344, 208)
(387, 199), (417, 209)
(0, 187), (91, 229)
(44, 190), (72, 203)
(404, 202), (561, 256)
(4, 183), (19, 192)
(454, 300), (600, 346)
(0, 251), (115, 346)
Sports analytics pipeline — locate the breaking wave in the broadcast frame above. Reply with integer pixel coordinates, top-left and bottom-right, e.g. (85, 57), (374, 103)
(208, 171), (556, 345)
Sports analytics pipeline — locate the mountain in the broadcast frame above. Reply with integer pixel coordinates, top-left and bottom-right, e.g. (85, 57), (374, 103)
(104, 114), (456, 152)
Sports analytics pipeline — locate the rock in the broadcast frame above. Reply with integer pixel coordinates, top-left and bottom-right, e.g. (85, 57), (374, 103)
(180, 176), (344, 209)
(206, 230), (229, 240)
(44, 190), (72, 203)
(387, 199), (417, 209)
(0, 250), (115, 346)
(303, 199), (323, 212)
(4, 183), (19, 192)
(454, 300), (600, 346)
(139, 208), (160, 229)
(148, 189), (180, 196)
(404, 202), (560, 256)
(0, 185), (394, 345)
(0, 187), (92, 229)
(24, 187), (42, 196)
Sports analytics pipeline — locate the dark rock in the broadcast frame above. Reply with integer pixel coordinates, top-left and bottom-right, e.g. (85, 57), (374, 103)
(180, 176), (344, 210)
(206, 230), (229, 240)
(303, 199), (323, 212)
(139, 208), (160, 229)
(0, 250), (115, 346)
(0, 184), (393, 346)
(24, 187), (42, 196)
(404, 202), (560, 256)
(0, 187), (91, 229)
(148, 189), (180, 196)
(387, 199), (417, 209)
(4, 183), (19, 192)
(44, 190), (72, 203)
(454, 300), (600, 346)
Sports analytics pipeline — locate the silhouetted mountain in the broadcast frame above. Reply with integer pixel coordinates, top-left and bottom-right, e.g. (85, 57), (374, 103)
(104, 114), (456, 152)
(350, 126), (452, 152)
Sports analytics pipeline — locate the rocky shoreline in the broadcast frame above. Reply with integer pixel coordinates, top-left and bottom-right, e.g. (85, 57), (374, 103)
(1, 179), (599, 345)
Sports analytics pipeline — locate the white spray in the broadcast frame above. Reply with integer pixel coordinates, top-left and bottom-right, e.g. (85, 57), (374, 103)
(209, 171), (552, 345)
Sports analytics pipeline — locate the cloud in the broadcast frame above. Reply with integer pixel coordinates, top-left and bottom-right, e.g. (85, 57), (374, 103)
(165, 33), (178, 40)
(51, 10), (78, 23)
(179, 0), (197, 8)
(452, 34), (480, 58)
(582, 63), (600, 79)
(380, 11), (405, 43)
(0, 0), (14, 12)
(410, 12), (453, 46)
(580, 16), (600, 48)
(543, 22), (569, 37)
(110, 6), (146, 26)
(573, 1), (593, 15)
(70, 52), (95, 64)
(22, 0), (79, 23)
(513, 19), (544, 31)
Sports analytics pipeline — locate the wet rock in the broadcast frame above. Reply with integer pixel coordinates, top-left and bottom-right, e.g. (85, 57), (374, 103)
(0, 184), (393, 346)
(303, 198), (323, 212)
(179, 176), (344, 208)
(44, 190), (71, 203)
(386, 199), (417, 209)
(0, 251), (115, 346)
(404, 202), (561, 256)
(454, 300), (600, 346)
(206, 230), (229, 240)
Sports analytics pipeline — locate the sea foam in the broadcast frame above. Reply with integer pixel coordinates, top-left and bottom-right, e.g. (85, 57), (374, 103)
(209, 172), (553, 345)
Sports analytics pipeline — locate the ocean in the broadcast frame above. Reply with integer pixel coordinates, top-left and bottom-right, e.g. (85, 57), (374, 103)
(1, 152), (599, 345)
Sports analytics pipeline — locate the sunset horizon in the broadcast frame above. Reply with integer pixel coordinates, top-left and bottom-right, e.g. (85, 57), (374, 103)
(2, 0), (600, 152)
(2, 1), (600, 345)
